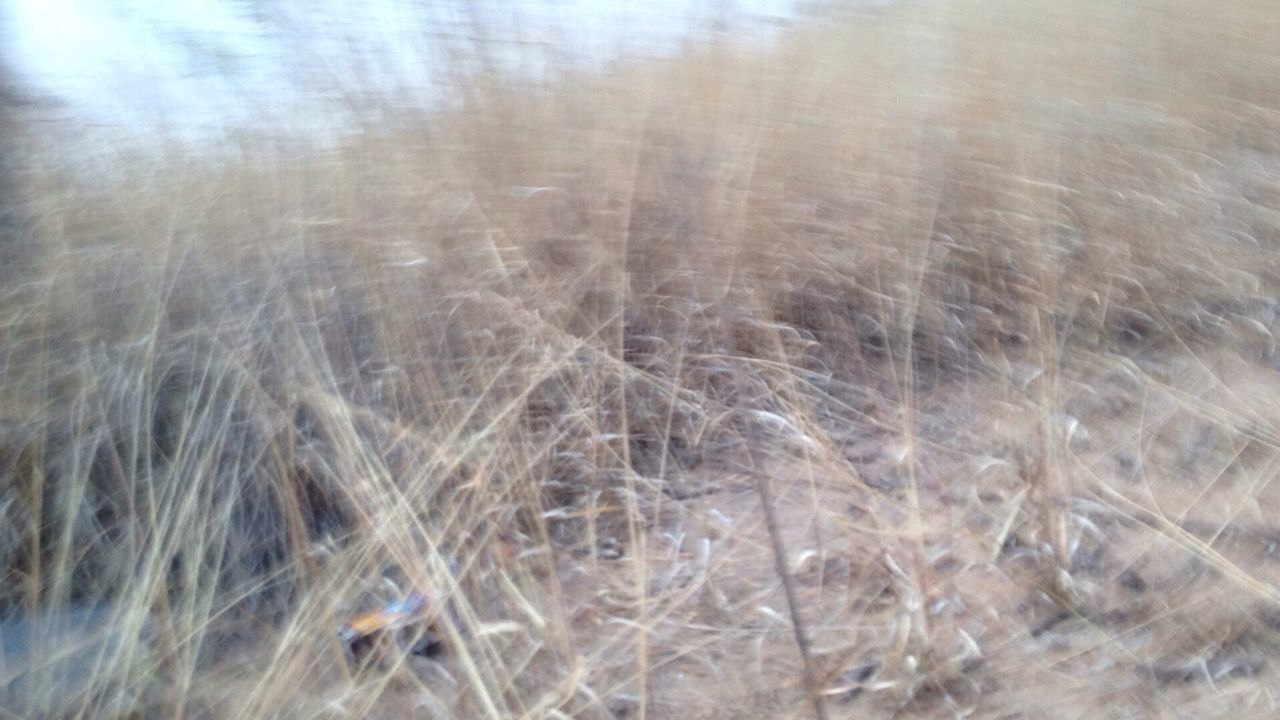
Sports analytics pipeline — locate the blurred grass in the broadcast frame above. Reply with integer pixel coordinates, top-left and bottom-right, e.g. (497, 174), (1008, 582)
(3, 0), (1280, 717)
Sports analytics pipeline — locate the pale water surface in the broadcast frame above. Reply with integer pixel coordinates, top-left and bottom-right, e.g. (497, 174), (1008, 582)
(4, 0), (800, 147)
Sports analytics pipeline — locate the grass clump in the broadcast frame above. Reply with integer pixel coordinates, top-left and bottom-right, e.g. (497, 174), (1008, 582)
(3, 0), (1280, 717)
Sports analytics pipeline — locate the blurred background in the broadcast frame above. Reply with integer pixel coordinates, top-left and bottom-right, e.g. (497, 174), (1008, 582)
(3, 0), (801, 146)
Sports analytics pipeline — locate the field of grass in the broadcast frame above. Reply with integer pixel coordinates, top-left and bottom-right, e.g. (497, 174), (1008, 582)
(3, 0), (1280, 717)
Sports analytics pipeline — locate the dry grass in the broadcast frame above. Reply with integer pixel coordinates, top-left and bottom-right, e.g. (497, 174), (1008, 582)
(3, 0), (1280, 717)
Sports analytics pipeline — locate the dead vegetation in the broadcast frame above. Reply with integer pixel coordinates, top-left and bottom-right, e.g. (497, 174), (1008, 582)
(3, 0), (1280, 717)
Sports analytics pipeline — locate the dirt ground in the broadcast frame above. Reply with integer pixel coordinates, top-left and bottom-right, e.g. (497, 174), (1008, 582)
(258, 341), (1280, 720)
